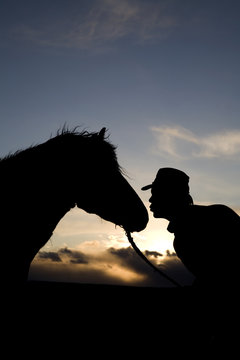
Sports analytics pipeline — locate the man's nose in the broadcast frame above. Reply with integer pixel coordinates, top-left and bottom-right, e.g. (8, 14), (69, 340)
(149, 196), (152, 203)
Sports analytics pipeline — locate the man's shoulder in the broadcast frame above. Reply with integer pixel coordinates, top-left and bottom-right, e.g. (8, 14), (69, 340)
(190, 204), (239, 223)
(207, 204), (238, 216)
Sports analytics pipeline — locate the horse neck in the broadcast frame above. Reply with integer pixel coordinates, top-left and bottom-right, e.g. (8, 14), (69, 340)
(1, 141), (77, 222)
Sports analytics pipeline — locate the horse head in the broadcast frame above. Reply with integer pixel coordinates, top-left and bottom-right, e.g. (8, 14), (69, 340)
(68, 128), (149, 232)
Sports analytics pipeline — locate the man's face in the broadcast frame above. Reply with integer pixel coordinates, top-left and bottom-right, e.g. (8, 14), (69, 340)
(149, 186), (168, 218)
(149, 185), (180, 219)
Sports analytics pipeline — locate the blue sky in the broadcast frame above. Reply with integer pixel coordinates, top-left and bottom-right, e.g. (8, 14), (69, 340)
(1, 0), (240, 286)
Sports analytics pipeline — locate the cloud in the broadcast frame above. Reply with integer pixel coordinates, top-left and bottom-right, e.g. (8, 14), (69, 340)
(38, 247), (88, 264)
(58, 247), (88, 264)
(108, 246), (192, 286)
(165, 250), (177, 257)
(38, 251), (62, 262)
(30, 245), (194, 287)
(144, 250), (163, 258)
(151, 125), (240, 159)
(11, 0), (177, 49)
(108, 246), (152, 275)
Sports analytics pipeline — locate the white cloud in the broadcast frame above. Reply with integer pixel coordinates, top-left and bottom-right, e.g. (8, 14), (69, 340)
(151, 125), (240, 160)
(197, 131), (240, 158)
(12, 0), (177, 49)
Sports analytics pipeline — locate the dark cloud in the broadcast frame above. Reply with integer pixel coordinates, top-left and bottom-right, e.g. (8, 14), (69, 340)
(108, 246), (151, 275)
(158, 256), (195, 286)
(38, 251), (62, 262)
(165, 250), (177, 257)
(58, 247), (88, 264)
(144, 250), (163, 258)
(108, 246), (194, 287)
(31, 245), (194, 287)
(38, 247), (88, 265)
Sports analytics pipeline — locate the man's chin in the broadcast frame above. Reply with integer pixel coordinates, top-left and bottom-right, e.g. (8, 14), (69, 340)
(152, 211), (171, 221)
(153, 211), (161, 218)
(150, 208), (163, 218)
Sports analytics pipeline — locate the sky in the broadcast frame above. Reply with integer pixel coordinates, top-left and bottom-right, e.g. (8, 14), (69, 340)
(1, 0), (240, 287)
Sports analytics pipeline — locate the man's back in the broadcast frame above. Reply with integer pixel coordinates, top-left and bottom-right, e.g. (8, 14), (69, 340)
(168, 204), (240, 289)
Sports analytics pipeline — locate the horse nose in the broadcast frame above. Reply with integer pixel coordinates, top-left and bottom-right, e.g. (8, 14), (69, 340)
(136, 211), (149, 232)
(124, 205), (149, 232)
(140, 206), (149, 229)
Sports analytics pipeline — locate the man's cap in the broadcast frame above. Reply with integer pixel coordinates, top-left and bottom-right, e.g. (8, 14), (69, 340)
(141, 168), (189, 191)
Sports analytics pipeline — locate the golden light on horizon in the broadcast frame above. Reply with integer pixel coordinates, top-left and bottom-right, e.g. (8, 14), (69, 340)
(133, 217), (175, 254)
(30, 206), (194, 287)
(105, 264), (145, 284)
(42, 207), (175, 256)
(30, 207), (178, 285)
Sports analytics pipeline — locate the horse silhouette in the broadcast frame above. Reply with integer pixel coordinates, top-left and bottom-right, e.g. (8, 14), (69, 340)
(0, 128), (148, 283)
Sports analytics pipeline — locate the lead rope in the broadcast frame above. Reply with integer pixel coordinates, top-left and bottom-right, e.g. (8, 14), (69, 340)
(125, 230), (182, 288)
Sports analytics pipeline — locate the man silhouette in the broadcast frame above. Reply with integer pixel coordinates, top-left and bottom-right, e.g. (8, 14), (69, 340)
(142, 168), (240, 291)
(142, 167), (240, 348)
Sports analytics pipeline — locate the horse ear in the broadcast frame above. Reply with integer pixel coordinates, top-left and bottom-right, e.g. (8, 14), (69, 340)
(99, 127), (106, 139)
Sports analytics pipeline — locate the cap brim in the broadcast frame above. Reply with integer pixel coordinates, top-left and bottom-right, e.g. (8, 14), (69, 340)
(141, 184), (152, 191)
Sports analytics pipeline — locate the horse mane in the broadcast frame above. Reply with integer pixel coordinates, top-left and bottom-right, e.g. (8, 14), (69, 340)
(0, 126), (123, 174)
(55, 125), (96, 138)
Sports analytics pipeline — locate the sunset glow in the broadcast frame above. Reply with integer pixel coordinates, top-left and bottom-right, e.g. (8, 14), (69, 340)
(1, 0), (240, 287)
(29, 208), (193, 287)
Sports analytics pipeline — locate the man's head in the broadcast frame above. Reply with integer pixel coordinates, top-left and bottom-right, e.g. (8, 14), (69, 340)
(142, 168), (193, 219)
